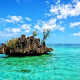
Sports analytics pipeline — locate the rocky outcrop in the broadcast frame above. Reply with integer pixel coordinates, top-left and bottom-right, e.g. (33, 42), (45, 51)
(0, 35), (53, 56)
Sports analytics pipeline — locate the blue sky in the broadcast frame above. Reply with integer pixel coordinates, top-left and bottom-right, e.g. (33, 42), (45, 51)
(0, 0), (80, 44)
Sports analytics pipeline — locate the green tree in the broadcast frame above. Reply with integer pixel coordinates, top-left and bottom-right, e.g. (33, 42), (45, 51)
(32, 30), (38, 37)
(41, 29), (50, 44)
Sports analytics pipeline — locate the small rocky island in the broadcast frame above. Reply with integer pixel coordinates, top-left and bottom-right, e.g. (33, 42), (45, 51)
(0, 34), (53, 56)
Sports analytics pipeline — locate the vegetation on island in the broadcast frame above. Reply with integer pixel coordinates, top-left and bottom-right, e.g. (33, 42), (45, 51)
(32, 29), (50, 44)
(32, 30), (38, 37)
(5, 29), (50, 48)
(0, 29), (53, 56)
(41, 29), (50, 44)
(5, 37), (18, 48)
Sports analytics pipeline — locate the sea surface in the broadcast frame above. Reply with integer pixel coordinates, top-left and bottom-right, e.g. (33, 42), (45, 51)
(0, 44), (80, 80)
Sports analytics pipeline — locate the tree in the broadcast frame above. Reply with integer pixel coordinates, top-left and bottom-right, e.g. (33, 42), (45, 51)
(41, 29), (50, 44)
(32, 30), (38, 37)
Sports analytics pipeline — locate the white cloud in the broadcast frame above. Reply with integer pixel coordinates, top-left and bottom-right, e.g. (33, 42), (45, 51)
(41, 18), (57, 30)
(0, 27), (21, 37)
(4, 28), (21, 33)
(69, 32), (80, 36)
(25, 17), (31, 21)
(21, 24), (31, 30)
(34, 25), (42, 31)
(25, 30), (30, 33)
(56, 0), (60, 5)
(57, 25), (65, 32)
(44, 13), (52, 17)
(34, 18), (57, 31)
(45, 0), (80, 19)
(11, 28), (21, 33)
(0, 23), (32, 37)
(0, 15), (23, 23)
(73, 0), (77, 2)
(73, 32), (80, 36)
(46, 1), (49, 5)
(4, 28), (10, 32)
(70, 22), (80, 28)
(34, 18), (65, 32)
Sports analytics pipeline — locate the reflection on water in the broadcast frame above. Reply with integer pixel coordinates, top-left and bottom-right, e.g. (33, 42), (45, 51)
(0, 54), (8, 58)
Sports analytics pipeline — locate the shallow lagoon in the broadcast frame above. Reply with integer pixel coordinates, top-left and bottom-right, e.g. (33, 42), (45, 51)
(0, 44), (80, 80)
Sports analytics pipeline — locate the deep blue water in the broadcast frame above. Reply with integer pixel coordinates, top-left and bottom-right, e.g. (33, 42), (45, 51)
(0, 44), (80, 80)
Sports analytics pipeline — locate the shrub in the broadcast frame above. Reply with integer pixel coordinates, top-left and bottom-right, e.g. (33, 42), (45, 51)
(5, 37), (18, 48)
(32, 30), (38, 37)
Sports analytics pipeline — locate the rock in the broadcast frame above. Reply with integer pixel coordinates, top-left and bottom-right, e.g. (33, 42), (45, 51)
(0, 34), (53, 56)
(0, 43), (10, 54)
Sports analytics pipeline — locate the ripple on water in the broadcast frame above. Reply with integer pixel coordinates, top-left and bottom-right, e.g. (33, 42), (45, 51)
(0, 44), (80, 80)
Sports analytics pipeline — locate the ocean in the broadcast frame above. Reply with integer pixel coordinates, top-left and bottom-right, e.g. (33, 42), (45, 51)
(0, 44), (80, 80)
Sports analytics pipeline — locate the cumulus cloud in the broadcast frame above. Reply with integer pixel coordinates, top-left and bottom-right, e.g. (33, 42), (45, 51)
(4, 28), (20, 34)
(34, 18), (65, 32)
(44, 0), (80, 33)
(69, 32), (80, 36)
(45, 0), (80, 19)
(11, 28), (21, 33)
(25, 30), (30, 33)
(57, 25), (65, 32)
(73, 32), (80, 36)
(0, 23), (32, 37)
(20, 24), (32, 34)
(34, 25), (42, 31)
(4, 28), (10, 32)
(70, 22), (80, 28)
(21, 24), (31, 30)
(25, 17), (31, 21)
(0, 15), (23, 23)
(1, 27), (20, 37)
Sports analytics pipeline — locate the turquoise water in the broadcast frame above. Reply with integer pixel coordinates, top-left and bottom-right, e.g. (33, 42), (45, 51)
(0, 44), (80, 80)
